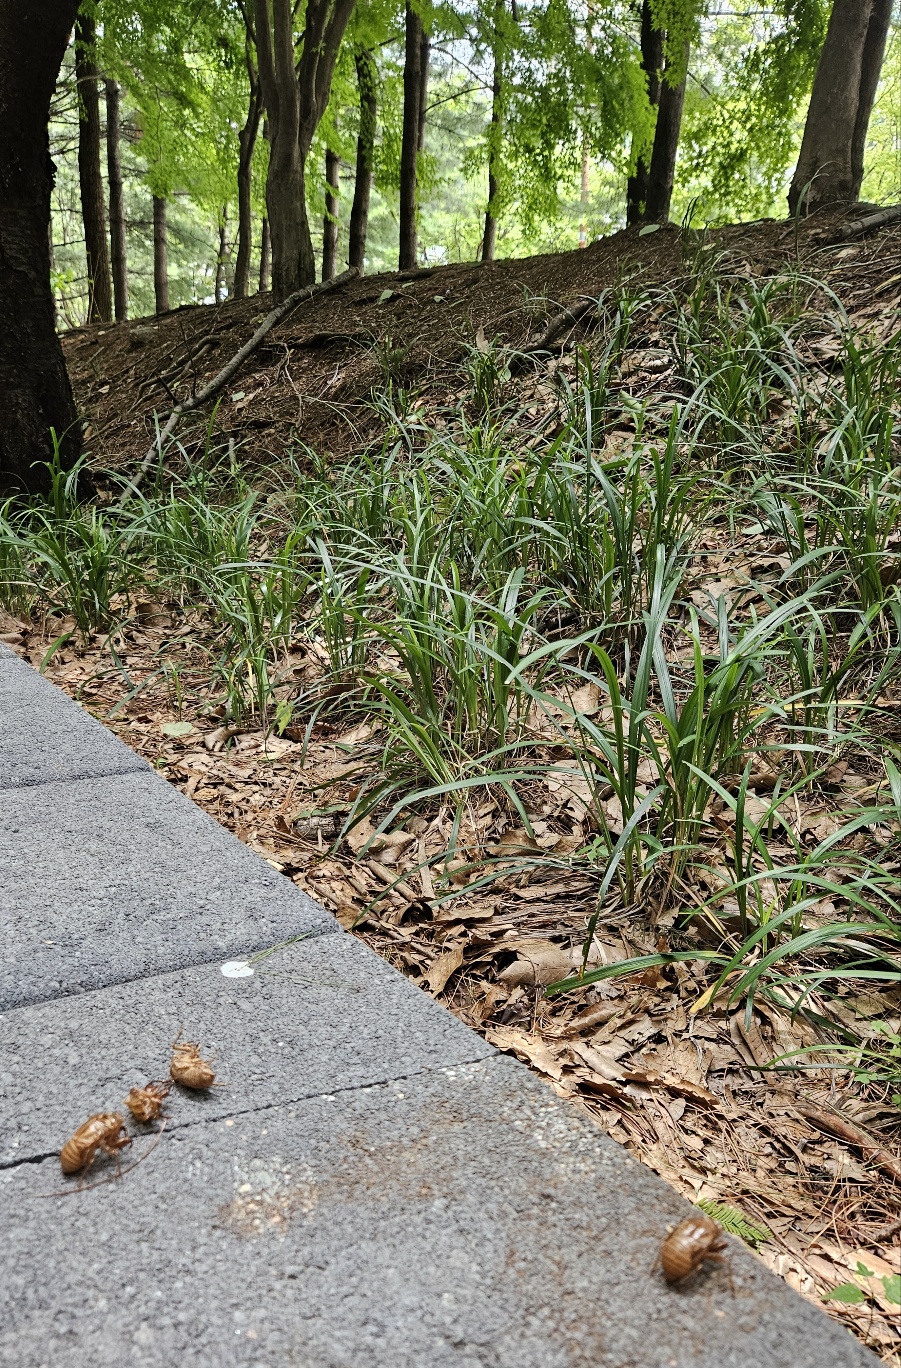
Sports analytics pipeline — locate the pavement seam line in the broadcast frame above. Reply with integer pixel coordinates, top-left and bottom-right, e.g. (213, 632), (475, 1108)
(0, 1051), (498, 1174)
(0, 762), (148, 793)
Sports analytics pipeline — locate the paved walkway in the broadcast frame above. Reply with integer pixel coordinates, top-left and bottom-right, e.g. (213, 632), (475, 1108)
(0, 644), (879, 1367)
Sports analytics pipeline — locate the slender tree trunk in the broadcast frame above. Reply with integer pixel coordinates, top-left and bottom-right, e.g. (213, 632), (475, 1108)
(482, 5), (504, 263)
(399, 4), (424, 270)
(105, 79), (127, 319)
(0, 0), (82, 495)
(789, 0), (887, 214)
(215, 211), (228, 304)
(233, 66), (262, 300)
(153, 194), (169, 313)
(259, 216), (271, 292)
(322, 147), (340, 280)
(417, 23), (430, 154)
(643, 42), (689, 223)
(579, 138), (590, 247)
(851, 0), (893, 200)
(75, 11), (112, 323)
(627, 0), (665, 225)
(349, 48), (377, 272)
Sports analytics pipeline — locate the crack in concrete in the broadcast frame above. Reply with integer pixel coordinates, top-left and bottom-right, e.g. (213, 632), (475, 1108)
(0, 1052), (496, 1174)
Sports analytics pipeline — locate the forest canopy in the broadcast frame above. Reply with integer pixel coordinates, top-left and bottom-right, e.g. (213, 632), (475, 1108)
(44, 0), (901, 324)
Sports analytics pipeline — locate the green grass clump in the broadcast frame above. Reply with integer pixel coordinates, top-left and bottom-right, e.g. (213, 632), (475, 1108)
(4, 265), (900, 1050)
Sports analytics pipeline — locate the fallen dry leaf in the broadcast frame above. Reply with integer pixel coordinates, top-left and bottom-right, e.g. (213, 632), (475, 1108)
(425, 942), (464, 994)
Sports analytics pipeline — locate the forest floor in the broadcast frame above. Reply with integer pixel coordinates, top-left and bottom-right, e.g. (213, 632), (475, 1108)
(5, 208), (901, 1360)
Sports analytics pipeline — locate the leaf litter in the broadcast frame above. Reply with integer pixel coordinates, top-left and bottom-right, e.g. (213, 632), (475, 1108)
(5, 215), (901, 1362)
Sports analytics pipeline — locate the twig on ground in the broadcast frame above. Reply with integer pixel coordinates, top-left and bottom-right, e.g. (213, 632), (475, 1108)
(793, 1101), (901, 1183)
(121, 268), (358, 501)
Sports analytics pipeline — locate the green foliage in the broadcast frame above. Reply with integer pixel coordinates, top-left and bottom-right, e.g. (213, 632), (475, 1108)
(696, 1201), (772, 1248)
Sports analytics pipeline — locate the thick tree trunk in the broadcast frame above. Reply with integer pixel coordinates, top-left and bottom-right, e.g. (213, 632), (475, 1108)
(789, 0), (887, 214)
(643, 42), (689, 223)
(348, 47), (377, 272)
(233, 67), (261, 300)
(105, 78), (127, 319)
(851, 0), (893, 200)
(322, 147), (340, 280)
(399, 4), (424, 270)
(152, 194), (169, 313)
(75, 10), (112, 323)
(626, 0), (665, 225)
(259, 216), (271, 292)
(482, 7), (504, 263)
(255, 0), (355, 300)
(0, 0), (82, 495)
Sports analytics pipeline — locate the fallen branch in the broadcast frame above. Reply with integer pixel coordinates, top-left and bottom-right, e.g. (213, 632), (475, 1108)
(829, 205), (901, 243)
(794, 1100), (901, 1183)
(509, 299), (597, 373)
(122, 267), (358, 500)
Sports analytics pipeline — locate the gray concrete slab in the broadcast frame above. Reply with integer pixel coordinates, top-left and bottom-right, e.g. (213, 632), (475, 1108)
(0, 768), (337, 1011)
(0, 646), (145, 789)
(0, 934), (493, 1166)
(0, 1055), (876, 1368)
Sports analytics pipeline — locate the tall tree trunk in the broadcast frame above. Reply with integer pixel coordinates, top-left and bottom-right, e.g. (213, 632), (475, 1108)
(153, 194), (169, 313)
(626, 0), (665, 225)
(399, 3), (424, 270)
(482, 3), (504, 263)
(643, 42), (689, 223)
(417, 22), (430, 154)
(233, 63), (262, 300)
(789, 0), (888, 214)
(349, 47), (377, 272)
(254, 0), (356, 300)
(259, 216), (271, 292)
(105, 78), (127, 319)
(215, 211), (228, 304)
(0, 0), (82, 495)
(851, 0), (893, 200)
(74, 10), (112, 323)
(322, 147), (340, 280)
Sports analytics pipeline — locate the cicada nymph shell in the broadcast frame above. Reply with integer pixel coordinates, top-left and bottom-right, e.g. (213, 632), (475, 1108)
(124, 1080), (171, 1123)
(170, 1033), (217, 1089)
(60, 1113), (131, 1175)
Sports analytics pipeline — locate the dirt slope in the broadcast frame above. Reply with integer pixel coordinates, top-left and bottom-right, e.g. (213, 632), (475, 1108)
(63, 209), (900, 473)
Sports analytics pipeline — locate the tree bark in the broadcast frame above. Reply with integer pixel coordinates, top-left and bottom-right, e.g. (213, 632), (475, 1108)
(322, 146), (340, 280)
(399, 3), (425, 270)
(233, 57), (262, 300)
(789, 0), (886, 214)
(626, 0), (665, 225)
(259, 215), (271, 292)
(215, 210), (228, 304)
(348, 47), (377, 272)
(105, 78), (127, 319)
(482, 1), (504, 262)
(254, 0), (356, 300)
(153, 194), (169, 313)
(850, 0), (893, 200)
(643, 41), (689, 223)
(74, 10), (112, 323)
(0, 0), (82, 495)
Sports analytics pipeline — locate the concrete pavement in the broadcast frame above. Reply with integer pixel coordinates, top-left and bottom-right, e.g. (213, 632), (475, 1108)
(0, 647), (880, 1366)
